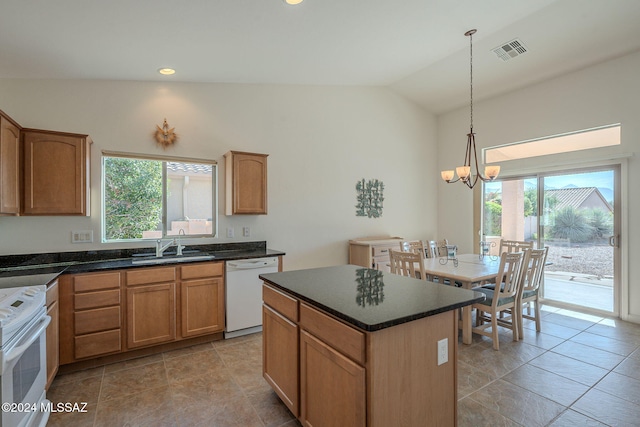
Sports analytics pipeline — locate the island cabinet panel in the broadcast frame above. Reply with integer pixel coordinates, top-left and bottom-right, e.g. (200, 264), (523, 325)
(22, 129), (91, 216)
(367, 311), (457, 427)
(300, 330), (366, 427)
(262, 278), (459, 427)
(0, 112), (21, 215)
(299, 303), (365, 365)
(126, 283), (176, 348)
(263, 283), (298, 321)
(263, 304), (299, 416)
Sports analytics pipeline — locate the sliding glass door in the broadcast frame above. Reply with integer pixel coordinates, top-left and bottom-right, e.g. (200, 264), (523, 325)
(482, 166), (620, 315)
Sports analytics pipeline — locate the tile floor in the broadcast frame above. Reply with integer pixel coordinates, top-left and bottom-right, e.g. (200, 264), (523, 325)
(48, 305), (640, 427)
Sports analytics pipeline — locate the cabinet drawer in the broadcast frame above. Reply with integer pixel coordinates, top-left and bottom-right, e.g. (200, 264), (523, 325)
(299, 303), (365, 365)
(181, 262), (223, 280)
(75, 306), (121, 335)
(263, 284), (298, 322)
(372, 255), (391, 271)
(74, 289), (120, 310)
(74, 272), (120, 293)
(372, 245), (396, 257)
(126, 266), (175, 286)
(75, 329), (121, 359)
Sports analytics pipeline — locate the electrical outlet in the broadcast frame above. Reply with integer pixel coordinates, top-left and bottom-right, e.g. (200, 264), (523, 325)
(243, 227), (250, 237)
(71, 230), (93, 243)
(226, 227), (234, 238)
(437, 338), (448, 366)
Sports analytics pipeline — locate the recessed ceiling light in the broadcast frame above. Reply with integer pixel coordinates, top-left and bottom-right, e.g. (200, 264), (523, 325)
(284, 0), (303, 4)
(158, 68), (176, 75)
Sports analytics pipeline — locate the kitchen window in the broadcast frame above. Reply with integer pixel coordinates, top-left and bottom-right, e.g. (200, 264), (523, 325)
(101, 152), (217, 242)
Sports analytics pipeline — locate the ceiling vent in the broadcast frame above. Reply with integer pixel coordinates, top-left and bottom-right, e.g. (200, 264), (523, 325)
(492, 38), (528, 61)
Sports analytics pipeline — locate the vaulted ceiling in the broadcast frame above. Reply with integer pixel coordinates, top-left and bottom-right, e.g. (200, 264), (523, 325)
(2, 0), (639, 114)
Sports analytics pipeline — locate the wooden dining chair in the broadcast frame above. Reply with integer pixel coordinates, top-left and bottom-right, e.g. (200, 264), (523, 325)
(399, 240), (426, 259)
(517, 247), (549, 338)
(426, 241), (438, 259)
(389, 250), (426, 280)
(499, 239), (534, 254)
(472, 251), (527, 350)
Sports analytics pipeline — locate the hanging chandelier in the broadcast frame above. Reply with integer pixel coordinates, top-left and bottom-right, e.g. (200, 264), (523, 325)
(441, 29), (500, 189)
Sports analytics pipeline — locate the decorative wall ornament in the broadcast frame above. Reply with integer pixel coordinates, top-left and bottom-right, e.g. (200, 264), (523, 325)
(355, 178), (384, 218)
(154, 118), (178, 148)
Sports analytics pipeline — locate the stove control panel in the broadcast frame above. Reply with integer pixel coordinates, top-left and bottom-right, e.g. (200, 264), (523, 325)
(0, 285), (46, 328)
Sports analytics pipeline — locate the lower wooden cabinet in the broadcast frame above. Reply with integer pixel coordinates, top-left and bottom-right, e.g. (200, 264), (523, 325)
(126, 282), (176, 348)
(262, 283), (458, 427)
(59, 261), (225, 366)
(263, 304), (299, 415)
(300, 330), (366, 427)
(59, 271), (122, 365)
(45, 280), (59, 390)
(181, 278), (224, 337)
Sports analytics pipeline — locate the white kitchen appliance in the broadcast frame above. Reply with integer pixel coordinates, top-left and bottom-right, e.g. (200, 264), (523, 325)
(0, 285), (51, 427)
(225, 257), (279, 338)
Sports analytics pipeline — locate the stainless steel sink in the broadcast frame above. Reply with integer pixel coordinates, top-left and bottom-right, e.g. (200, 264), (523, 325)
(131, 254), (215, 265)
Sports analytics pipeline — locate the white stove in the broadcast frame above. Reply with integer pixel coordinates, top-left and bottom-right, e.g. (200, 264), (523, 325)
(0, 285), (50, 427)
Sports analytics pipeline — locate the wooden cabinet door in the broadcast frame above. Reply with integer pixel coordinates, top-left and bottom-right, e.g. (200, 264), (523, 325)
(22, 130), (90, 215)
(127, 283), (176, 348)
(45, 299), (59, 390)
(263, 304), (299, 416)
(225, 151), (268, 215)
(181, 277), (224, 338)
(300, 330), (366, 427)
(0, 115), (21, 214)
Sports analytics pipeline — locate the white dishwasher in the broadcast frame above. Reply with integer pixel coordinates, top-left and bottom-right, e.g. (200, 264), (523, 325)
(225, 257), (279, 338)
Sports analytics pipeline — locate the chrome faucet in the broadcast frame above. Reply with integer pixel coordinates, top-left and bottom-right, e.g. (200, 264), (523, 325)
(176, 229), (186, 256)
(155, 239), (175, 258)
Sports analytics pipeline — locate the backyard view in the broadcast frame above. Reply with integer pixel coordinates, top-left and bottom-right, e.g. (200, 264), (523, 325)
(483, 169), (615, 312)
(103, 157), (215, 241)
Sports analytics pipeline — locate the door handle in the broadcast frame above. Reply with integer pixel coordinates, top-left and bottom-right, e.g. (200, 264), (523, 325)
(609, 235), (619, 248)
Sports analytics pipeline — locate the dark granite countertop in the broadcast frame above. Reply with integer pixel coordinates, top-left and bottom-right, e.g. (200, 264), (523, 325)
(0, 241), (285, 290)
(259, 264), (485, 332)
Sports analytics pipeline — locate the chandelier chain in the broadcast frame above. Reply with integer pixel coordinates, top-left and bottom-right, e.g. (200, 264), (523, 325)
(469, 30), (473, 132)
(440, 28), (500, 189)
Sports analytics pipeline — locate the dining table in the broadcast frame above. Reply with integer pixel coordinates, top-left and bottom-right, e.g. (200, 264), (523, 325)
(422, 253), (502, 344)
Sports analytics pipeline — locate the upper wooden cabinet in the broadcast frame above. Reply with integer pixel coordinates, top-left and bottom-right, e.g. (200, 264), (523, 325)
(0, 111), (22, 215)
(224, 150), (268, 215)
(22, 129), (91, 215)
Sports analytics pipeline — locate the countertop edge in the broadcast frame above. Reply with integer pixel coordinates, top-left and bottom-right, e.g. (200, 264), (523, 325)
(0, 246), (285, 288)
(261, 273), (485, 332)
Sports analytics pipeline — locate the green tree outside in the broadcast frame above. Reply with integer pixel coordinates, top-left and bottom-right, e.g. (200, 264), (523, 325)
(104, 158), (163, 240)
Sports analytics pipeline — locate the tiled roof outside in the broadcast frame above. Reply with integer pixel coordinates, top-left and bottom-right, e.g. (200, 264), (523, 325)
(545, 187), (611, 212)
(167, 162), (213, 174)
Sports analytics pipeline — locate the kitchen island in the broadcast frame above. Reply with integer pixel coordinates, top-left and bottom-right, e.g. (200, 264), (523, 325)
(260, 265), (484, 427)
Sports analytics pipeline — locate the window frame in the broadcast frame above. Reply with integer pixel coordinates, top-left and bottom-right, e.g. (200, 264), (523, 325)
(101, 151), (218, 243)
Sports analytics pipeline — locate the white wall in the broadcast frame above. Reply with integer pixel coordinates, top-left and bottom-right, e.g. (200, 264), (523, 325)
(0, 80), (438, 270)
(437, 50), (640, 320)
